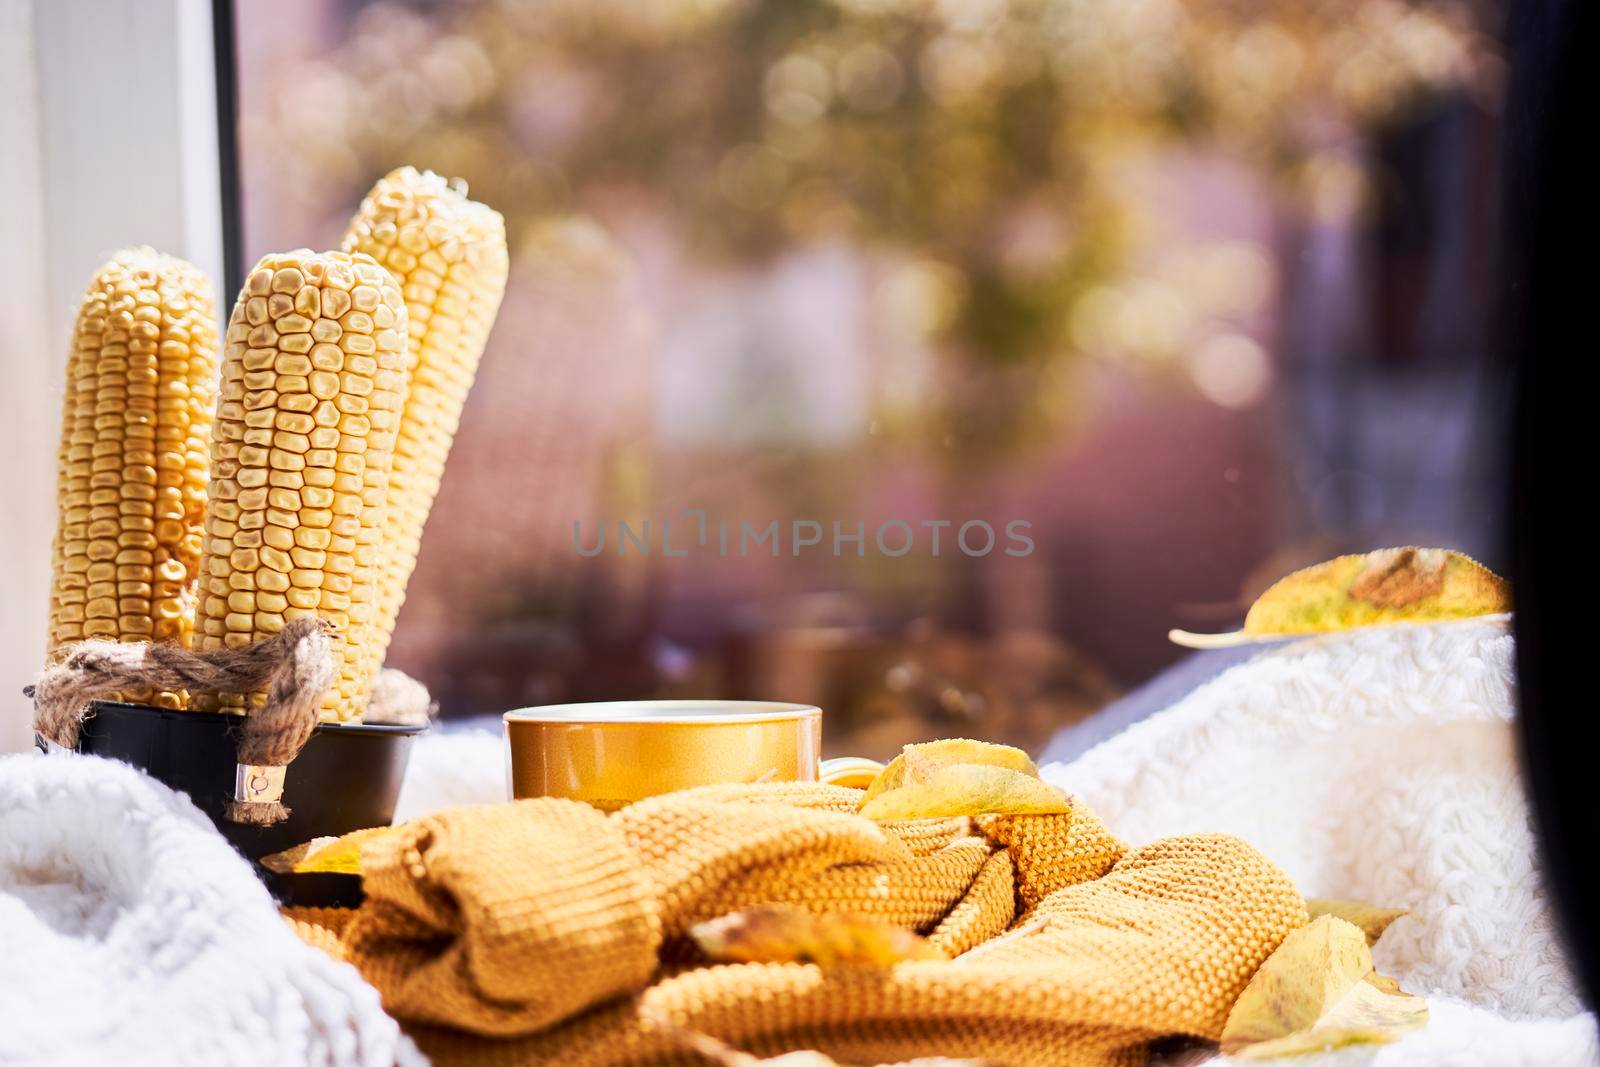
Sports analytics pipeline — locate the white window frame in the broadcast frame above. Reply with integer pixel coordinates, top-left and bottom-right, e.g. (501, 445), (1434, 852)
(0, 0), (228, 751)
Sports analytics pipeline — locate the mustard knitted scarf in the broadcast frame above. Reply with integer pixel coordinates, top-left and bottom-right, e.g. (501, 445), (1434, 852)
(288, 782), (1305, 1066)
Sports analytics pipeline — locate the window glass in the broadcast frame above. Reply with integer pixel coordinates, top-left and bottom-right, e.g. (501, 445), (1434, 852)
(237, 0), (1504, 757)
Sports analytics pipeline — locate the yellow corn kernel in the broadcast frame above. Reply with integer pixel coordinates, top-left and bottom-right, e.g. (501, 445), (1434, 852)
(49, 249), (219, 708)
(192, 250), (409, 721)
(342, 166), (508, 683)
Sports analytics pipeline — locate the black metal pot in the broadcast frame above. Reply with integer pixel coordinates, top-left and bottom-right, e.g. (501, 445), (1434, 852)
(51, 700), (424, 905)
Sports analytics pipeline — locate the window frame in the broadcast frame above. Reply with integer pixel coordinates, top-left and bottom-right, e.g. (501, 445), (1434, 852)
(0, 0), (235, 750)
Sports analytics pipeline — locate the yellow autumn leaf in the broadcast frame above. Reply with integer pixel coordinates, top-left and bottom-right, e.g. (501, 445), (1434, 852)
(1305, 899), (1408, 946)
(1365, 973), (1405, 996)
(259, 825), (397, 875)
(860, 739), (1039, 809)
(691, 904), (943, 967)
(818, 756), (887, 790)
(859, 763), (1070, 820)
(1172, 547), (1510, 649)
(1221, 915), (1428, 1060)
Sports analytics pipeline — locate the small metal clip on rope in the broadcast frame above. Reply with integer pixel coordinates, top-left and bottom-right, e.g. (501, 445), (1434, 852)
(235, 763), (288, 805)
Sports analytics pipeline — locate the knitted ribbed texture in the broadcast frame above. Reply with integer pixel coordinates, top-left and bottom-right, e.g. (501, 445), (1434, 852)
(925, 848), (1014, 957)
(346, 799), (661, 1036)
(980, 807), (1125, 912)
(664, 782), (868, 813)
(296, 783), (1305, 1066)
(283, 905), (354, 960)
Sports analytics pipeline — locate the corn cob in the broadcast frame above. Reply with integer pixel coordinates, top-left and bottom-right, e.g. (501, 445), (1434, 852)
(49, 249), (219, 707)
(341, 167), (508, 678)
(192, 250), (409, 721)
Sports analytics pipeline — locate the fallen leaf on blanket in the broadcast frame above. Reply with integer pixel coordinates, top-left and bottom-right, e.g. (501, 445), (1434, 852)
(259, 826), (397, 875)
(1221, 915), (1428, 1059)
(860, 763), (1070, 820)
(691, 904), (943, 967)
(1305, 899), (1408, 946)
(1364, 972), (1405, 995)
(1171, 547), (1510, 648)
(860, 739), (1040, 810)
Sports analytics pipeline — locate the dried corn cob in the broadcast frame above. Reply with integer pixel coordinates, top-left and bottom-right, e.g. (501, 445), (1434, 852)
(341, 167), (508, 681)
(49, 249), (219, 707)
(192, 250), (409, 721)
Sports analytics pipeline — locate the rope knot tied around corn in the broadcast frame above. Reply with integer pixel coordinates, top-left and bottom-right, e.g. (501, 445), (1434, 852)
(27, 618), (335, 825)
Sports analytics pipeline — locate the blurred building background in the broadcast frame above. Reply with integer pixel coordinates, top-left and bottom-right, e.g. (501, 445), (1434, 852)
(236, 0), (1506, 758)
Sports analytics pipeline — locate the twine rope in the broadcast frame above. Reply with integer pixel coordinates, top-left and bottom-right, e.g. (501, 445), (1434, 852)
(27, 619), (335, 825)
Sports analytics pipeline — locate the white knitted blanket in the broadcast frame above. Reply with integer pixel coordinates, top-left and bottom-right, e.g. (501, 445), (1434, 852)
(1, 615), (1594, 1066)
(0, 752), (423, 1067)
(1040, 615), (1599, 1066)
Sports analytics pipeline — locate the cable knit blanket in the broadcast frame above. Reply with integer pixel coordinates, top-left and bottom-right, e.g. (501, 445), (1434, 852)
(1, 616), (1595, 1066)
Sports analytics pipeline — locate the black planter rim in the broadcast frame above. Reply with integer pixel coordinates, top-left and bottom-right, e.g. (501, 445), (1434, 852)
(83, 699), (428, 736)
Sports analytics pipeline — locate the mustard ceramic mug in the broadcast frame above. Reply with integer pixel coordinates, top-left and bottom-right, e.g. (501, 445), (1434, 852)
(504, 700), (822, 807)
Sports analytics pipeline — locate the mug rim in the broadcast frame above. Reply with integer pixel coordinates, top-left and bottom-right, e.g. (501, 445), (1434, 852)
(504, 699), (820, 725)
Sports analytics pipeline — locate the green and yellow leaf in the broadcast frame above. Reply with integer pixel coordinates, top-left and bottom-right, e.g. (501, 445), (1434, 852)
(1305, 899), (1408, 946)
(1221, 915), (1428, 1060)
(1172, 547), (1510, 649)
(691, 904), (943, 967)
(860, 739), (1040, 809)
(860, 763), (1070, 820)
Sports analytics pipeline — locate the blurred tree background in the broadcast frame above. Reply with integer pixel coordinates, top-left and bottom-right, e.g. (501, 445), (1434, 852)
(240, 0), (1503, 756)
